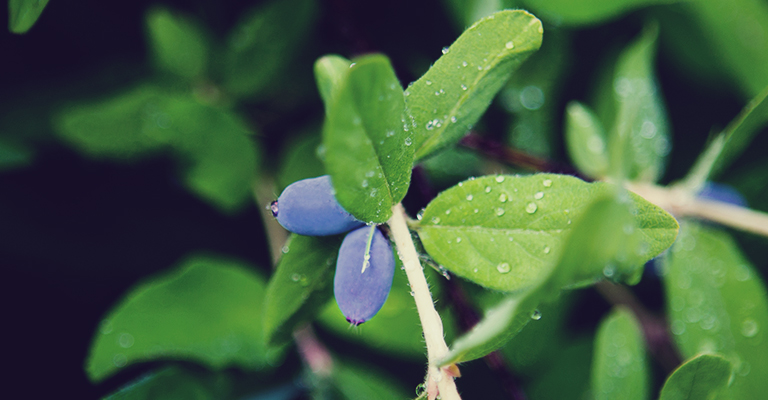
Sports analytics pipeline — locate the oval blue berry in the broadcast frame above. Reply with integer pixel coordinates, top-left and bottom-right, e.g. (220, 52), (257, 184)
(334, 226), (395, 326)
(273, 175), (364, 236)
(697, 182), (748, 208)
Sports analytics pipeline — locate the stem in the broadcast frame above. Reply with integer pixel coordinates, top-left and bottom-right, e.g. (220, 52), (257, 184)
(388, 203), (461, 400)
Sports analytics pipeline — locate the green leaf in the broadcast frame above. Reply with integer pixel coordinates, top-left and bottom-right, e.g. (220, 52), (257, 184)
(662, 223), (768, 400)
(331, 360), (411, 400)
(54, 87), (260, 213)
(263, 234), (341, 346)
(591, 308), (649, 400)
(145, 8), (209, 80)
(684, 0), (768, 97)
(525, 338), (593, 400)
(322, 54), (412, 223)
(607, 23), (670, 183)
(407, 10), (543, 161)
(276, 131), (325, 193)
(565, 101), (609, 179)
(442, 0), (518, 31)
(659, 354), (732, 400)
(319, 266), (456, 359)
(520, 0), (675, 26)
(8, 0), (49, 34)
(315, 55), (353, 110)
(685, 85), (768, 190)
(104, 366), (227, 400)
(222, 0), (316, 98)
(438, 191), (677, 365)
(0, 138), (33, 171)
(418, 174), (678, 292)
(86, 255), (281, 382)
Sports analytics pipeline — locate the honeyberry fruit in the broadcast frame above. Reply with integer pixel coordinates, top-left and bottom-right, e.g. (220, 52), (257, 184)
(697, 181), (748, 208)
(334, 225), (395, 326)
(271, 175), (364, 236)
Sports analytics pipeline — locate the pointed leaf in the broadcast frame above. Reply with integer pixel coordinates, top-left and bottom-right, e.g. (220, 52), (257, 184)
(418, 174), (678, 292)
(8, 0), (49, 33)
(663, 223), (768, 400)
(591, 308), (649, 400)
(146, 8), (209, 79)
(407, 10), (543, 161)
(565, 101), (609, 179)
(86, 255), (280, 382)
(263, 234), (341, 345)
(659, 354), (732, 400)
(315, 55), (353, 110)
(322, 54), (412, 223)
(607, 24), (670, 182)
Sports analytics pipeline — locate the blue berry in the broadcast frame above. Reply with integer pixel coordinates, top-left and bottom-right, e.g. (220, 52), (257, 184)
(697, 182), (748, 208)
(272, 175), (364, 236)
(334, 225), (395, 325)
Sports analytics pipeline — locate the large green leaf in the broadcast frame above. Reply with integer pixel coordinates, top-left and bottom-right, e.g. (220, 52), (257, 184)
(145, 8), (209, 80)
(606, 24), (670, 183)
(54, 87), (260, 212)
(263, 234), (341, 346)
(8, 0), (49, 33)
(591, 308), (649, 400)
(659, 354), (732, 400)
(314, 55), (353, 110)
(684, 0), (768, 97)
(418, 174), (678, 292)
(438, 192), (677, 365)
(322, 54), (412, 223)
(407, 10), (543, 161)
(86, 255), (280, 382)
(663, 223), (768, 400)
(565, 101), (609, 179)
(520, 0), (676, 26)
(222, 0), (316, 98)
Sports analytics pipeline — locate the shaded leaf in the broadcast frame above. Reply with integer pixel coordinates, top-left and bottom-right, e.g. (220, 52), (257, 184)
(591, 308), (649, 400)
(222, 0), (316, 98)
(104, 366), (227, 400)
(407, 10), (543, 161)
(322, 54), (411, 223)
(263, 234), (341, 345)
(662, 223), (768, 399)
(331, 360), (411, 400)
(8, 0), (49, 34)
(145, 8), (209, 80)
(520, 0), (676, 26)
(565, 101), (609, 179)
(659, 354), (732, 400)
(0, 138), (33, 171)
(86, 255), (280, 382)
(418, 174), (677, 292)
(314, 55), (353, 110)
(606, 23), (670, 183)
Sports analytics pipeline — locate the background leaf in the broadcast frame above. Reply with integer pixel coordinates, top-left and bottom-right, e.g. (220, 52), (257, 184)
(662, 223), (768, 399)
(407, 10), (543, 161)
(322, 54), (411, 223)
(8, 0), (49, 33)
(86, 255), (280, 382)
(331, 360), (411, 400)
(520, 0), (676, 26)
(565, 101), (609, 179)
(418, 174), (677, 292)
(145, 8), (209, 80)
(591, 308), (649, 400)
(263, 234), (341, 346)
(314, 55), (353, 110)
(659, 354), (732, 400)
(103, 366), (228, 400)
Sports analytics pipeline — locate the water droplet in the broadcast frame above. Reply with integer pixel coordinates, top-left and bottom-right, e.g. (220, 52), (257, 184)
(362, 179), (369, 188)
(99, 319), (113, 335)
(496, 208), (505, 216)
(477, 66), (483, 71)
(473, 208), (479, 213)
(431, 217), (441, 224)
(451, 116), (457, 123)
(442, 46), (450, 54)
(466, 194), (473, 201)
(505, 41), (515, 49)
(291, 273), (301, 282)
(497, 262), (511, 273)
(543, 179), (552, 187)
(118, 333), (134, 348)
(416, 209), (425, 220)
(456, 237), (462, 243)
(370, 188), (378, 197)
(742, 319), (759, 337)
(386, 130), (395, 137)
(499, 193), (507, 203)
(473, 268), (478, 273)
(525, 202), (538, 213)
(534, 192), (544, 200)
(530, 309), (542, 320)
(495, 175), (505, 183)
(603, 265), (616, 278)
(113, 354), (128, 367)
(405, 137), (412, 146)
(426, 80), (432, 85)
(508, 236), (514, 241)
(543, 246), (550, 254)
(460, 84), (468, 91)
(520, 86), (545, 110)
(281, 245), (290, 254)
(485, 186), (492, 193)
(640, 120), (657, 139)
(365, 170), (375, 178)
(462, 61), (468, 67)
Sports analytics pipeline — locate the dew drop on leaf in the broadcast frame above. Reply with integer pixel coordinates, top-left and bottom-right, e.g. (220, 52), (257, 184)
(543, 179), (552, 187)
(466, 194), (473, 201)
(742, 319), (759, 337)
(460, 84), (468, 91)
(534, 191), (544, 200)
(496, 208), (505, 216)
(405, 137), (412, 146)
(543, 246), (550, 254)
(495, 175), (505, 183)
(431, 217), (441, 224)
(505, 41), (515, 49)
(499, 193), (507, 203)
(525, 202), (537, 214)
(497, 262), (511, 273)
(485, 186), (492, 193)
(530, 309), (542, 320)
(456, 237), (462, 243)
